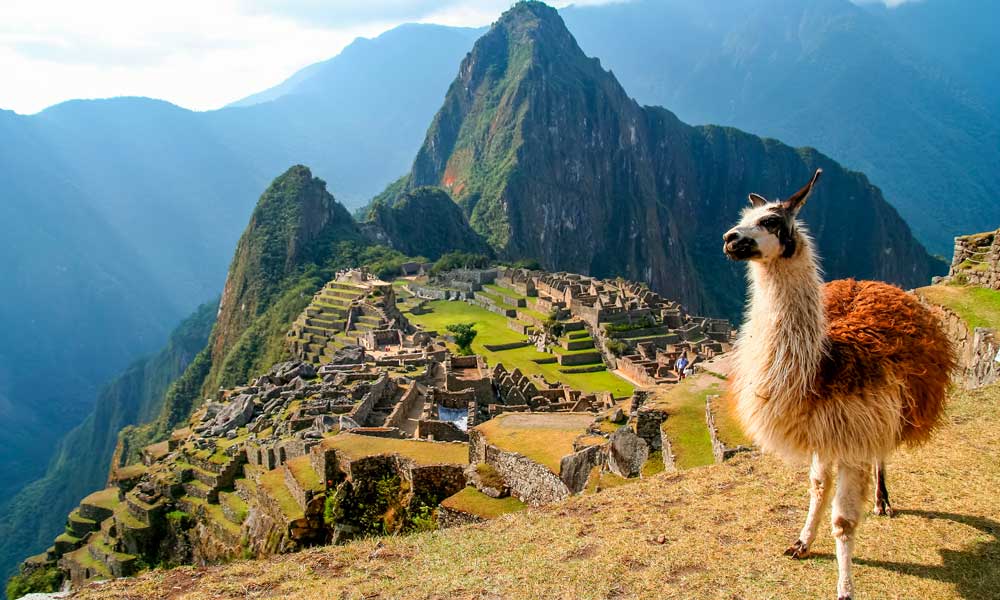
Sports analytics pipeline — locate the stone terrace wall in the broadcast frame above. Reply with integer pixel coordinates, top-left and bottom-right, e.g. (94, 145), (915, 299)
(949, 230), (1000, 290)
(469, 429), (570, 506)
(926, 302), (999, 389)
(384, 384), (423, 430)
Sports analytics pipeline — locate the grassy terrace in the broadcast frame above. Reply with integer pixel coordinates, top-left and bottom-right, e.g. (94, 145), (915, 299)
(475, 413), (593, 473)
(648, 374), (725, 470)
(321, 433), (469, 466)
(440, 487), (526, 519)
(81, 488), (121, 511)
(484, 283), (525, 299)
(709, 393), (750, 449)
(918, 284), (1000, 330)
(286, 455), (323, 491)
(404, 300), (632, 398)
(259, 468), (304, 520)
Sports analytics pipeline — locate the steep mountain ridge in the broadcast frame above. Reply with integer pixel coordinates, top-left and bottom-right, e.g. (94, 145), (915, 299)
(401, 1), (939, 317)
(560, 0), (1000, 255)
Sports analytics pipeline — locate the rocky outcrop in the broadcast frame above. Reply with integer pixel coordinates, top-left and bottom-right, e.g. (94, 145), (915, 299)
(607, 427), (648, 478)
(207, 165), (365, 391)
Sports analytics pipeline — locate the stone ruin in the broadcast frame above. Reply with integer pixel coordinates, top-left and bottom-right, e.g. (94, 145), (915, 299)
(946, 229), (1000, 290)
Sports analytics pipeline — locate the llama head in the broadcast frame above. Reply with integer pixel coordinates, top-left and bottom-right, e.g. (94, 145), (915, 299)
(723, 169), (822, 262)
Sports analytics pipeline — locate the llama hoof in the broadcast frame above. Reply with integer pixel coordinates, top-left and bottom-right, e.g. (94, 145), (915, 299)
(783, 539), (811, 559)
(873, 501), (894, 517)
(838, 596), (852, 600)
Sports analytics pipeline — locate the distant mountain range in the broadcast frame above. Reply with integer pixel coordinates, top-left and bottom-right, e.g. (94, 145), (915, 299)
(0, 0), (993, 578)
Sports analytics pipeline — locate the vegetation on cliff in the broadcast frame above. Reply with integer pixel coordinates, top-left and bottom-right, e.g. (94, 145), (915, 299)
(0, 303), (216, 580)
(365, 186), (490, 260)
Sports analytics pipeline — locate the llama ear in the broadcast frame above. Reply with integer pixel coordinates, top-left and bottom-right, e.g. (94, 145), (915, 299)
(748, 193), (768, 208)
(782, 168), (823, 213)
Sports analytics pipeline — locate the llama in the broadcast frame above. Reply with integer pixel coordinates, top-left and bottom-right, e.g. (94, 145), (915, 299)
(723, 169), (954, 600)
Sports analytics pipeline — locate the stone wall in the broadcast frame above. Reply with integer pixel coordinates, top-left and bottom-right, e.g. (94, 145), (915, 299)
(469, 429), (570, 506)
(349, 374), (390, 425)
(384, 384), (423, 430)
(949, 230), (1000, 290)
(925, 301), (1000, 389)
(705, 395), (752, 463)
(437, 504), (485, 528)
(417, 419), (469, 442)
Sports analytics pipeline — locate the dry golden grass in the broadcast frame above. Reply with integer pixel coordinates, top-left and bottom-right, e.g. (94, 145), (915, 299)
(321, 433), (469, 466)
(73, 384), (1000, 600)
(440, 487), (527, 519)
(476, 413), (594, 472)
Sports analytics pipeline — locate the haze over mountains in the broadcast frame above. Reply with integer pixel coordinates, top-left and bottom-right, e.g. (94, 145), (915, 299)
(0, 0), (993, 579)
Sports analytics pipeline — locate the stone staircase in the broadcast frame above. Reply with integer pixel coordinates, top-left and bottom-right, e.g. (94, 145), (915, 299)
(289, 280), (380, 364)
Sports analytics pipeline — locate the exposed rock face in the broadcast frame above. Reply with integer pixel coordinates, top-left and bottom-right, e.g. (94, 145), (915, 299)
(607, 427), (648, 478)
(401, 1), (942, 318)
(365, 186), (491, 260)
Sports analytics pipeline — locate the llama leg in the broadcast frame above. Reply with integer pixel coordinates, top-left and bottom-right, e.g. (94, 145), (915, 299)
(872, 461), (893, 517)
(784, 453), (832, 558)
(831, 462), (871, 600)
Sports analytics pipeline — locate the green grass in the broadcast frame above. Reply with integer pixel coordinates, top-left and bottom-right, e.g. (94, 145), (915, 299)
(708, 395), (750, 448)
(286, 456), (323, 491)
(650, 377), (723, 470)
(483, 283), (526, 301)
(259, 469), (304, 520)
(405, 300), (632, 398)
(81, 488), (121, 511)
(918, 284), (1000, 330)
(475, 413), (593, 473)
(641, 451), (666, 478)
(54, 532), (81, 545)
(322, 433), (469, 466)
(439, 487), (526, 519)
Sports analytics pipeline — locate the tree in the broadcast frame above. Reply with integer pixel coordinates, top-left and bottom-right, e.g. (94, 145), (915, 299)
(446, 323), (478, 355)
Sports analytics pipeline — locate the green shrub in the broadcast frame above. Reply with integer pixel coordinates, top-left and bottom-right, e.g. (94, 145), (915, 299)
(446, 323), (478, 355)
(6, 566), (62, 600)
(606, 340), (628, 356)
(430, 251), (491, 275)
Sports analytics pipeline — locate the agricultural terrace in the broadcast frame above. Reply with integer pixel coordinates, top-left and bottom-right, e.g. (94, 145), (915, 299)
(917, 284), (1000, 330)
(321, 433), (469, 466)
(403, 299), (633, 398)
(475, 413), (593, 473)
(647, 372), (748, 470)
(440, 487), (526, 519)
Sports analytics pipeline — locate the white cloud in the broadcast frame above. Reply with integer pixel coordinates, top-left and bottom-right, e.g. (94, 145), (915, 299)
(0, 0), (626, 115)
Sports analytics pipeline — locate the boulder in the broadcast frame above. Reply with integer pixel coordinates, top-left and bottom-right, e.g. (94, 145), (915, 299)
(328, 345), (366, 365)
(559, 444), (605, 494)
(208, 394), (256, 436)
(607, 427), (649, 478)
(270, 361), (317, 384)
(338, 416), (361, 431)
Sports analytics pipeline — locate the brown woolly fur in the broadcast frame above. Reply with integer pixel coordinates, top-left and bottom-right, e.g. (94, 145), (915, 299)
(724, 170), (958, 598)
(818, 279), (955, 447)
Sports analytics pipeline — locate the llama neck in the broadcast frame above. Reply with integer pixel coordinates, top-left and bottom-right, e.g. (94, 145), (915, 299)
(740, 237), (826, 401)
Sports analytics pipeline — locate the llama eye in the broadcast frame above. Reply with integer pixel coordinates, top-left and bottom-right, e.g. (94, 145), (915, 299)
(759, 217), (782, 228)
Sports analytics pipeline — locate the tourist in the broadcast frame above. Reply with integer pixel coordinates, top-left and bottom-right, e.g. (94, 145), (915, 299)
(675, 354), (689, 379)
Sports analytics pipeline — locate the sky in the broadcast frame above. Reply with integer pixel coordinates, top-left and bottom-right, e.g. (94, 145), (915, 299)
(0, 0), (623, 115)
(0, 0), (917, 115)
